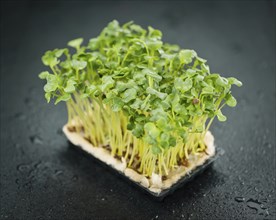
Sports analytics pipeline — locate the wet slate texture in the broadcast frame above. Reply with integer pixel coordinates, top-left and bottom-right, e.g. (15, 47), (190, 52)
(0, 1), (275, 219)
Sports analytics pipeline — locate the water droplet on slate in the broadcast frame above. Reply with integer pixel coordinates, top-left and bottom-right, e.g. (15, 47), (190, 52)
(72, 175), (78, 181)
(235, 196), (245, 202)
(29, 135), (43, 144)
(17, 164), (30, 172)
(34, 161), (42, 169)
(264, 142), (272, 148)
(54, 170), (63, 176)
(246, 198), (269, 216)
(23, 182), (31, 189)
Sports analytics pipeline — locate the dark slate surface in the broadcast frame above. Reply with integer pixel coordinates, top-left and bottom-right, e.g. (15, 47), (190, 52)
(0, 1), (275, 219)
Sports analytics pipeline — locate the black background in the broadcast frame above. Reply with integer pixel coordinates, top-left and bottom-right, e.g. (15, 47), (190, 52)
(1, 0), (275, 219)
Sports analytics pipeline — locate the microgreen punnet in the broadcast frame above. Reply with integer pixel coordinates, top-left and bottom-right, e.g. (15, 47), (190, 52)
(39, 20), (242, 177)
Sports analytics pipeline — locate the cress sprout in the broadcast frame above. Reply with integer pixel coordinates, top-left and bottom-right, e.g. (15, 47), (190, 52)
(39, 20), (242, 177)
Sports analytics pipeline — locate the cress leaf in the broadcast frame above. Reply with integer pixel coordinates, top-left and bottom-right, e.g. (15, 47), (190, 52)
(71, 59), (87, 70)
(179, 49), (197, 64)
(121, 88), (137, 103)
(44, 74), (59, 93)
(54, 93), (71, 105)
(217, 109), (227, 122)
(226, 94), (237, 107)
(228, 77), (243, 87)
(68, 38), (83, 49)
(64, 79), (76, 93)
(38, 71), (49, 79)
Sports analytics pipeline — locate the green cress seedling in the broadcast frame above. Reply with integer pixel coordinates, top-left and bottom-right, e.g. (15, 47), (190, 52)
(39, 20), (242, 177)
